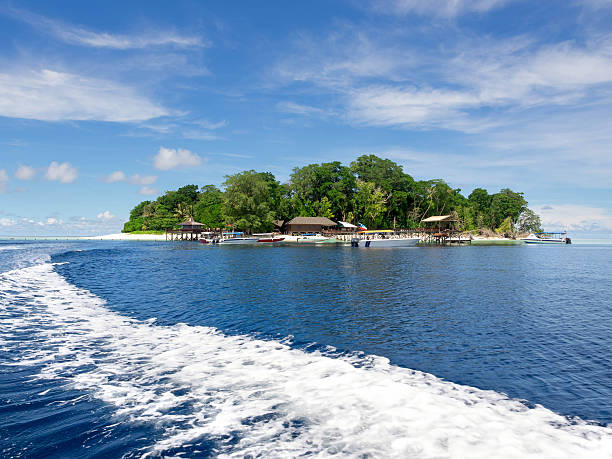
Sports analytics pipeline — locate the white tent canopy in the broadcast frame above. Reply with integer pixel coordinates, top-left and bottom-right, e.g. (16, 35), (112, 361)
(338, 221), (358, 228)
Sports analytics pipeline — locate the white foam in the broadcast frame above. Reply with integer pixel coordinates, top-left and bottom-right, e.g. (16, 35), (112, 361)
(1, 263), (611, 458)
(0, 244), (23, 251)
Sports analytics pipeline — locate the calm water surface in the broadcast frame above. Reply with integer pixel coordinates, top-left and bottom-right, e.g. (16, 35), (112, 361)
(1, 240), (611, 457)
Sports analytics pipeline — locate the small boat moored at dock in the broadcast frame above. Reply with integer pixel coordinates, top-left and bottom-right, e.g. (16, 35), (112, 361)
(283, 233), (338, 243)
(351, 230), (420, 248)
(218, 232), (259, 244)
(520, 232), (571, 244)
(257, 237), (285, 243)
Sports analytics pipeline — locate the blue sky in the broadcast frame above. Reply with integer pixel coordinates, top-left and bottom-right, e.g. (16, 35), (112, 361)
(1, 0), (612, 236)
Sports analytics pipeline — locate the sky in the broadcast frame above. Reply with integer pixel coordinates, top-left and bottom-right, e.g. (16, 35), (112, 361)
(1, 0), (612, 237)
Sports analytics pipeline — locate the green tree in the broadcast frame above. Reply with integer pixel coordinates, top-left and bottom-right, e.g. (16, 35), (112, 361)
(496, 216), (515, 236)
(351, 154), (415, 227)
(490, 188), (527, 228)
(194, 185), (225, 228)
(174, 202), (193, 222)
(289, 161), (356, 220)
(468, 188), (491, 212)
(516, 208), (542, 234)
(129, 200), (151, 220)
(313, 196), (334, 219)
(355, 180), (389, 228)
(223, 170), (277, 233)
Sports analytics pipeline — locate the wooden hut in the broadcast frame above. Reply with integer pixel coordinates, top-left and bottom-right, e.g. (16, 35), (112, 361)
(179, 217), (204, 232)
(285, 217), (337, 234)
(420, 215), (461, 244)
(166, 217), (204, 241)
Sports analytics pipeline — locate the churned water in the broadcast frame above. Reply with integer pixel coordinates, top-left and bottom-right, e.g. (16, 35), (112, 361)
(1, 240), (611, 457)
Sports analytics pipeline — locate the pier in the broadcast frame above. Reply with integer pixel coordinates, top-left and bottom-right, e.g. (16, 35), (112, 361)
(165, 217), (205, 241)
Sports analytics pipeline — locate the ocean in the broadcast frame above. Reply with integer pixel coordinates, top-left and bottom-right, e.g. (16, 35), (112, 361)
(1, 240), (611, 457)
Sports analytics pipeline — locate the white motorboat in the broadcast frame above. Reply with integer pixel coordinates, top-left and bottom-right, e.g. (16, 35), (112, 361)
(351, 230), (420, 248)
(217, 232), (259, 244)
(520, 232), (571, 244)
(283, 233), (338, 243)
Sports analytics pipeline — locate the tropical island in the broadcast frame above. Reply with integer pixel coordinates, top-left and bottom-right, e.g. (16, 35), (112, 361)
(122, 154), (542, 237)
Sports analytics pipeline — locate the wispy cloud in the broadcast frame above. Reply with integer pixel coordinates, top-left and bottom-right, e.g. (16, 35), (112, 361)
(275, 28), (612, 132)
(0, 217), (16, 227)
(533, 204), (612, 233)
(181, 130), (223, 141)
(0, 69), (167, 122)
(195, 119), (227, 130)
(104, 171), (157, 185)
(369, 0), (512, 17)
(6, 7), (205, 49)
(277, 101), (327, 116)
(139, 186), (158, 196)
(45, 161), (78, 183)
(0, 170), (9, 193)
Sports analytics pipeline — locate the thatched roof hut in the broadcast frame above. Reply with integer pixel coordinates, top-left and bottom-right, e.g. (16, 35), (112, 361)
(179, 217), (204, 231)
(285, 217), (337, 234)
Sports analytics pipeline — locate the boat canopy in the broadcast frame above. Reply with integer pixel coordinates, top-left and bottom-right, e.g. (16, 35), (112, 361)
(223, 232), (244, 235)
(358, 229), (394, 234)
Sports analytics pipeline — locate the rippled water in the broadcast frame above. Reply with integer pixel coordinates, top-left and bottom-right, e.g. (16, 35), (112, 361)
(1, 240), (611, 457)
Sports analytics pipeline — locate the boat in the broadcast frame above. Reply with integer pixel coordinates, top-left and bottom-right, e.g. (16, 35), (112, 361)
(217, 232), (259, 244)
(198, 232), (220, 244)
(257, 237), (285, 243)
(520, 232), (571, 244)
(350, 230), (420, 248)
(283, 233), (338, 243)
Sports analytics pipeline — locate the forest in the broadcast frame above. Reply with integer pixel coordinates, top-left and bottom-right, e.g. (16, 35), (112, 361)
(123, 154), (542, 235)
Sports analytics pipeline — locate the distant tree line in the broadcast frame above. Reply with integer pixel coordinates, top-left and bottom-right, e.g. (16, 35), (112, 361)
(123, 154), (542, 235)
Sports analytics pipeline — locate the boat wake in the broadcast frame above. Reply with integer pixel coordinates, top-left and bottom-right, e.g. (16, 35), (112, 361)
(1, 263), (611, 457)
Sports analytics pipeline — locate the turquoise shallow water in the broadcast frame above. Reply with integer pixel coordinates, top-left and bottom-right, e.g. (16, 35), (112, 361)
(1, 240), (611, 457)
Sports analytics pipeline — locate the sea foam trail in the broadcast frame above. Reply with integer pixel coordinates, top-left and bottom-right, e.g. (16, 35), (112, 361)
(1, 264), (611, 458)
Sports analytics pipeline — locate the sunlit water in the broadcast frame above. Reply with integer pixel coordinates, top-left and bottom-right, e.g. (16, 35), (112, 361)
(1, 240), (611, 457)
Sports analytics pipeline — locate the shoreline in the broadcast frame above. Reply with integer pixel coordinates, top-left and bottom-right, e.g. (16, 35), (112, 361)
(1, 234), (611, 244)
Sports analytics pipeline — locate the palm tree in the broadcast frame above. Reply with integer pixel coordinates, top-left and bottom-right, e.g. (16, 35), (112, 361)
(174, 202), (193, 221)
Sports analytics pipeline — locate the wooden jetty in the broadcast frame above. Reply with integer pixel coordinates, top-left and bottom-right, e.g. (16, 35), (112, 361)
(165, 217), (205, 241)
(420, 215), (471, 245)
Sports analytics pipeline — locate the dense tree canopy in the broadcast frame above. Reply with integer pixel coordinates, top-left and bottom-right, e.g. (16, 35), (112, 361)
(123, 154), (541, 234)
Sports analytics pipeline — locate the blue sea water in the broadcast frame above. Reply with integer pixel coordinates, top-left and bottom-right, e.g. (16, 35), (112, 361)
(1, 240), (611, 457)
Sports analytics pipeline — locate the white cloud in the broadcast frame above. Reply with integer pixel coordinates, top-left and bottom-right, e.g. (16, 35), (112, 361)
(277, 101), (326, 116)
(581, 0), (612, 9)
(0, 69), (167, 122)
(153, 147), (203, 170)
(0, 169), (8, 193)
(104, 171), (157, 185)
(181, 130), (222, 141)
(533, 204), (612, 233)
(45, 161), (78, 183)
(15, 165), (36, 180)
(277, 28), (612, 132)
(105, 170), (127, 183)
(139, 186), (158, 196)
(0, 212), (124, 236)
(348, 86), (480, 127)
(9, 7), (205, 49)
(129, 174), (157, 186)
(195, 119), (227, 130)
(52, 28), (203, 50)
(97, 210), (116, 221)
(371, 0), (511, 17)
